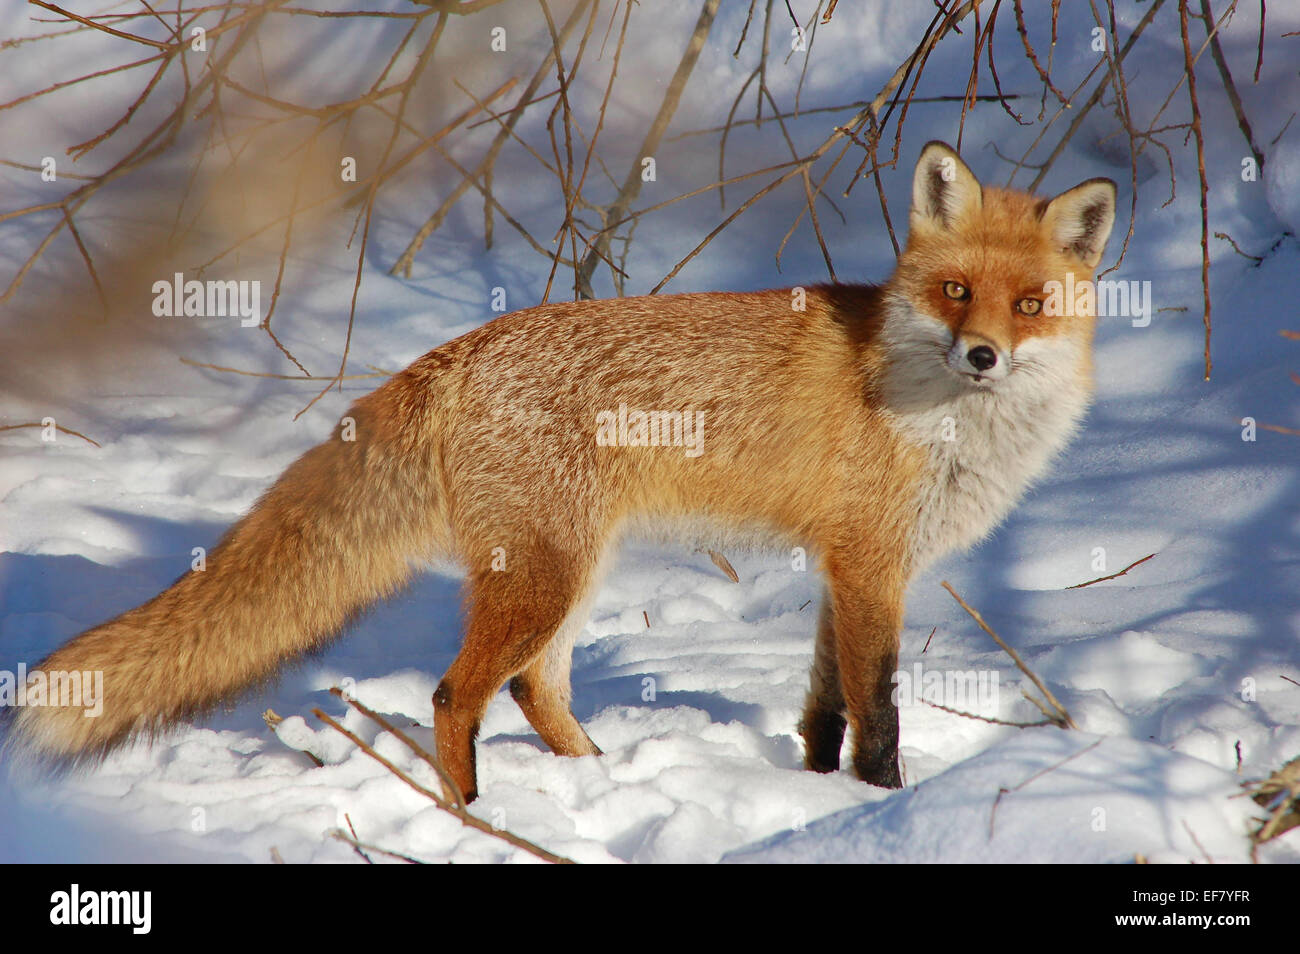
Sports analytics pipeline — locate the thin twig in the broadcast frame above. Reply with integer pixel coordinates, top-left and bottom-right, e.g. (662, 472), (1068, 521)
(1179, 0), (1213, 380)
(312, 706), (575, 864)
(28, 0), (175, 49)
(940, 581), (1077, 730)
(179, 357), (385, 381)
(1199, 0), (1263, 169)
(0, 421), (102, 447)
(1257, 422), (1300, 436)
(922, 699), (1053, 729)
(388, 1), (592, 277)
(1064, 552), (1156, 589)
(329, 687), (466, 810)
(1024, 0), (1166, 193)
(1182, 818), (1215, 863)
(343, 814), (374, 864)
(1214, 231), (1263, 263)
(1255, 0), (1265, 82)
(328, 830), (426, 864)
(652, 0), (982, 291)
(575, 0), (721, 297)
(989, 739), (1103, 838)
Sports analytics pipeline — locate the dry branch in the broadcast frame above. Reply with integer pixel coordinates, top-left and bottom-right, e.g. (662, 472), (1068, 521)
(922, 699), (1054, 729)
(28, 0), (174, 50)
(1199, 0), (1263, 169)
(941, 581), (1077, 730)
(989, 739), (1103, 838)
(1023, 0), (1166, 193)
(313, 694), (574, 864)
(652, 0), (984, 291)
(574, 0), (721, 298)
(1065, 552), (1156, 589)
(388, 0), (593, 278)
(328, 829), (424, 864)
(1179, 0), (1213, 380)
(0, 421), (101, 447)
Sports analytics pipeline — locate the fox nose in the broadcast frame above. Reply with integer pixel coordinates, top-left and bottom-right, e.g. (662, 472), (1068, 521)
(967, 346), (998, 372)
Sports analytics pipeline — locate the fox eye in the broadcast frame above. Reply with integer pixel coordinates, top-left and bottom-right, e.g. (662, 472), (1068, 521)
(1017, 298), (1042, 316)
(942, 281), (969, 301)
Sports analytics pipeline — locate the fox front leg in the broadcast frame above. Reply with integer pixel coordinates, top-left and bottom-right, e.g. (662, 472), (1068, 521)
(821, 559), (904, 788)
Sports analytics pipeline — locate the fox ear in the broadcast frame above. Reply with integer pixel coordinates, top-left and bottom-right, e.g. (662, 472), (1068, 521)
(911, 141), (982, 231)
(1041, 178), (1117, 268)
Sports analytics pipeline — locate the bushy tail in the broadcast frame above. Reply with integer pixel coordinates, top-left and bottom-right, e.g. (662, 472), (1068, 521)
(7, 368), (449, 767)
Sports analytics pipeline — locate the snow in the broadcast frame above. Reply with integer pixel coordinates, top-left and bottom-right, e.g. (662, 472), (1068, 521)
(1, 0), (1298, 864)
(725, 732), (1257, 864)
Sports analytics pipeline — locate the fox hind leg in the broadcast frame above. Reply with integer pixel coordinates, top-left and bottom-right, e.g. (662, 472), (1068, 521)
(509, 609), (601, 758)
(433, 543), (598, 802)
(799, 596), (847, 773)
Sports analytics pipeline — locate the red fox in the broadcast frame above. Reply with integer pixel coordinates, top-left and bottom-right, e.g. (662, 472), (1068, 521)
(7, 142), (1115, 802)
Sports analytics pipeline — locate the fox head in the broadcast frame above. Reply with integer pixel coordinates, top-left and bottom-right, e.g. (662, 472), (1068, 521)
(885, 140), (1116, 395)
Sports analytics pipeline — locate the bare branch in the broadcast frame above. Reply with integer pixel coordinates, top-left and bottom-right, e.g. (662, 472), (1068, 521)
(1065, 552), (1157, 589)
(941, 581), (1077, 730)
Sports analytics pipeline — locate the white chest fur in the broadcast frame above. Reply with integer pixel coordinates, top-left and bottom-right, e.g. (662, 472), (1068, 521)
(881, 316), (1092, 573)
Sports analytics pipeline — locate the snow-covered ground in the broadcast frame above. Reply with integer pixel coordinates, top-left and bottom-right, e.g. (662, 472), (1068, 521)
(1, 0), (1297, 863)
